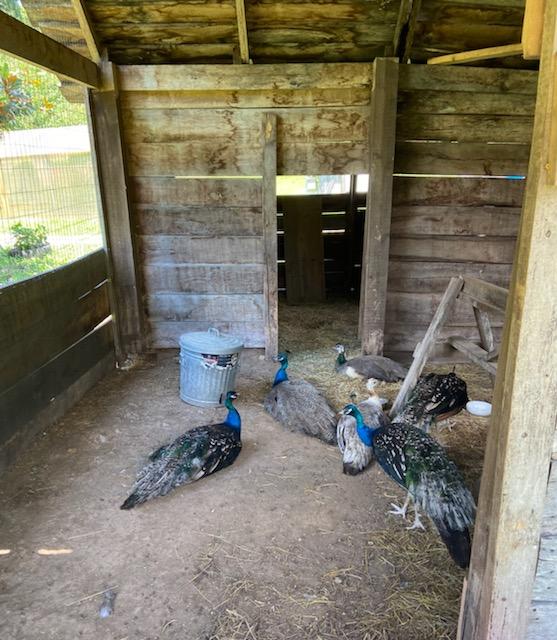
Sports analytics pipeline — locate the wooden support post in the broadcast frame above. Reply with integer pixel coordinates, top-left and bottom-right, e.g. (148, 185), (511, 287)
(87, 61), (144, 365)
(283, 196), (325, 304)
(359, 57), (399, 354)
(389, 276), (463, 418)
(234, 0), (250, 64)
(459, 1), (557, 637)
(262, 113), (278, 359)
(0, 9), (99, 87)
(345, 175), (357, 296)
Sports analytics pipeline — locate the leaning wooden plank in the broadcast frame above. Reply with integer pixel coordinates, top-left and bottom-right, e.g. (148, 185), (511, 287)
(389, 276), (464, 418)
(398, 64), (538, 94)
(262, 112), (278, 358)
(0, 10), (99, 87)
(522, 0), (545, 59)
(447, 336), (497, 375)
(70, 0), (101, 63)
(474, 307), (495, 353)
(234, 0), (250, 63)
(459, 3), (557, 638)
(460, 277), (509, 313)
(88, 61), (144, 363)
(427, 43), (524, 66)
(359, 58), (399, 355)
(118, 62), (373, 92)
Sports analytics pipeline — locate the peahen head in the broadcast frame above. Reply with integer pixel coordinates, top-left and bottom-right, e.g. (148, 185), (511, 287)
(272, 352), (289, 386)
(341, 403), (375, 447)
(334, 343), (347, 367)
(221, 390), (241, 430)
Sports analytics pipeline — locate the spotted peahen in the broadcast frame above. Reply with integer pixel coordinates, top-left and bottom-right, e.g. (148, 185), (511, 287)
(121, 391), (242, 509)
(341, 403), (475, 568)
(264, 352), (337, 445)
(394, 372), (469, 432)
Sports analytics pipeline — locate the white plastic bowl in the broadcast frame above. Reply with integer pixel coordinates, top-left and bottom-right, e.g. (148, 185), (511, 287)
(466, 400), (492, 417)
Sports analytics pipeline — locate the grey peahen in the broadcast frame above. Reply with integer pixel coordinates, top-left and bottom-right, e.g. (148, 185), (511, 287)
(121, 391), (242, 509)
(264, 352), (337, 445)
(341, 403), (475, 568)
(336, 389), (389, 475)
(334, 344), (408, 387)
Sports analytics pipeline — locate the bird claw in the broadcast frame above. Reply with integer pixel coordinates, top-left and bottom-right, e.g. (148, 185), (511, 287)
(389, 502), (408, 519)
(406, 510), (425, 531)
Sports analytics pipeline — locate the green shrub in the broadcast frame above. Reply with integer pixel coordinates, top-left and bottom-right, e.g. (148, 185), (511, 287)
(10, 222), (48, 253)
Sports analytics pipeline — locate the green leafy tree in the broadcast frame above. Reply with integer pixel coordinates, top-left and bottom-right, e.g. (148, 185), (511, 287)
(0, 0), (86, 130)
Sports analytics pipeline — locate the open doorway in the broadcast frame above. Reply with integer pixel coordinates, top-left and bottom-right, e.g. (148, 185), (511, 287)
(276, 174), (368, 356)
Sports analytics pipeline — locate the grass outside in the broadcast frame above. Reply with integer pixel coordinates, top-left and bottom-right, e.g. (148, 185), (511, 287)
(0, 242), (101, 288)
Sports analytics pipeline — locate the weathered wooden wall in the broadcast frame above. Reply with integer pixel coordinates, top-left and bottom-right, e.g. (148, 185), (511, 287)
(0, 249), (113, 471)
(384, 65), (537, 362)
(118, 63), (372, 349)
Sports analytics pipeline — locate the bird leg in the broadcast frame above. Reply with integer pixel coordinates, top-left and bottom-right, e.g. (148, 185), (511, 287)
(406, 505), (426, 531)
(389, 493), (411, 519)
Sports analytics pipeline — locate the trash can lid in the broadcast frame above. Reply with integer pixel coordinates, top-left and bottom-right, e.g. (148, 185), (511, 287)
(179, 327), (244, 355)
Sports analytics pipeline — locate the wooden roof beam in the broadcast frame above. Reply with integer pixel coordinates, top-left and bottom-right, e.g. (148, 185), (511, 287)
(427, 43), (524, 65)
(234, 0), (250, 64)
(0, 9), (99, 87)
(70, 0), (102, 64)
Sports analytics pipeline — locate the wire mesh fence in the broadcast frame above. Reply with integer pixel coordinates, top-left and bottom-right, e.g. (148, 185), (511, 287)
(0, 53), (103, 287)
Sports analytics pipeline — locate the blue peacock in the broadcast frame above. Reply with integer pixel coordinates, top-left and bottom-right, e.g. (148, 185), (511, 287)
(264, 352), (337, 445)
(341, 403), (475, 568)
(121, 391), (242, 509)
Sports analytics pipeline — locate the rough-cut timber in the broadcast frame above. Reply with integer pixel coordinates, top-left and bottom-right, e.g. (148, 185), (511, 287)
(359, 57), (399, 355)
(460, 3), (557, 638)
(0, 9), (99, 87)
(88, 62), (144, 363)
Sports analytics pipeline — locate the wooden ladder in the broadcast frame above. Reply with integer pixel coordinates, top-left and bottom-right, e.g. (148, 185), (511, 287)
(389, 276), (508, 418)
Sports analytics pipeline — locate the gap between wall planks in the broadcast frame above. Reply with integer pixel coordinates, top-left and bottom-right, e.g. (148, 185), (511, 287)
(359, 57), (399, 355)
(87, 60), (144, 364)
(459, 1), (557, 638)
(262, 113), (278, 358)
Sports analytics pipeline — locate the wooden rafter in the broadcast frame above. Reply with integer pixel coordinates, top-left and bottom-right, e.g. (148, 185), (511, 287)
(522, 0), (545, 59)
(428, 43), (523, 66)
(0, 9), (99, 87)
(234, 0), (250, 64)
(70, 0), (102, 63)
(401, 0), (422, 63)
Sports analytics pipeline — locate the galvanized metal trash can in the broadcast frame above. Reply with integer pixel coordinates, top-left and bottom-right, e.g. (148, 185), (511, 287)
(179, 328), (244, 407)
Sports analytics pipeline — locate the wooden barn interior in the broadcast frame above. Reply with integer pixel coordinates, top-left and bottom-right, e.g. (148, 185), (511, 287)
(0, 1), (556, 639)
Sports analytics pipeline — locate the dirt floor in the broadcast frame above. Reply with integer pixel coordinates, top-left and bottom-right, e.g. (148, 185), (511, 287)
(0, 300), (493, 640)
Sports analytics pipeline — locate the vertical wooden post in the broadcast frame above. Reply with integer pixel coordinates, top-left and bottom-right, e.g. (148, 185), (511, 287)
(459, 2), (557, 638)
(262, 113), (278, 358)
(87, 60), (144, 365)
(359, 57), (399, 354)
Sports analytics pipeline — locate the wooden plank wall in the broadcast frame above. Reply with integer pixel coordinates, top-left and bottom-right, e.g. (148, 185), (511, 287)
(0, 250), (113, 471)
(118, 63), (373, 349)
(385, 65), (537, 362)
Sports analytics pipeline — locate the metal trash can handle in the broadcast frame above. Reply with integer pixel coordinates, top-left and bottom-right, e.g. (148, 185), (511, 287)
(208, 327), (220, 337)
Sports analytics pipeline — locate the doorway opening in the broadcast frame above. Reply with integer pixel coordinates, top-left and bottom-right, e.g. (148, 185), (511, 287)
(276, 174), (368, 356)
